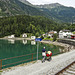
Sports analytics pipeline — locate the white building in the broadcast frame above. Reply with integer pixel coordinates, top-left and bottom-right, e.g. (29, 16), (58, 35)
(59, 30), (73, 39)
(22, 33), (27, 38)
(31, 36), (36, 40)
(48, 31), (57, 38)
(8, 35), (15, 38)
(42, 34), (46, 38)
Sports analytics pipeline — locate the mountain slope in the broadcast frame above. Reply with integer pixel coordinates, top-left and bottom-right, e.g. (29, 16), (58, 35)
(0, 15), (63, 37)
(19, 0), (32, 6)
(0, 0), (45, 16)
(36, 3), (75, 23)
(0, 0), (75, 23)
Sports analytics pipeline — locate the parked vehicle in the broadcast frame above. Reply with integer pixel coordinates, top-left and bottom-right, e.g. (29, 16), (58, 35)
(71, 35), (75, 39)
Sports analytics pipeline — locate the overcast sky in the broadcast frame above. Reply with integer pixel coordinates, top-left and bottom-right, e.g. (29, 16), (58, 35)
(27, 0), (75, 8)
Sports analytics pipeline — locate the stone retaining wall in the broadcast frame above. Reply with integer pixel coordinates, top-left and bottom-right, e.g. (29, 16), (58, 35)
(58, 39), (75, 46)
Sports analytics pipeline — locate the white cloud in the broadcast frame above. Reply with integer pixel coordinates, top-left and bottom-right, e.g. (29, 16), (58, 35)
(27, 0), (75, 8)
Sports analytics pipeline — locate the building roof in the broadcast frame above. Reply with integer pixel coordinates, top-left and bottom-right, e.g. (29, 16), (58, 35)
(48, 32), (54, 34)
(62, 30), (70, 32)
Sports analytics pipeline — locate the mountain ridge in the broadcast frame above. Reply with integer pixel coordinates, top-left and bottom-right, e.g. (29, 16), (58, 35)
(19, 0), (32, 6)
(36, 3), (75, 23)
(0, 0), (46, 16)
(0, 0), (75, 23)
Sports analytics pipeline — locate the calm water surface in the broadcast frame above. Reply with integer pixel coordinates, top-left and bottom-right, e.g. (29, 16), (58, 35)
(0, 39), (63, 68)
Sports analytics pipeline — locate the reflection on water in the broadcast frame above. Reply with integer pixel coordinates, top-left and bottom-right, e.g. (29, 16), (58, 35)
(31, 41), (36, 45)
(8, 39), (15, 44)
(22, 39), (27, 45)
(0, 40), (64, 59)
(8, 39), (36, 45)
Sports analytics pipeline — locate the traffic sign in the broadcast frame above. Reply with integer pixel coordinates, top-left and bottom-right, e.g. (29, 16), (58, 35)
(35, 38), (42, 41)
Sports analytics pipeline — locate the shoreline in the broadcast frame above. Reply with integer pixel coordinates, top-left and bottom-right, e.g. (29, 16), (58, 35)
(0, 37), (32, 40)
(40, 40), (75, 52)
(0, 37), (75, 51)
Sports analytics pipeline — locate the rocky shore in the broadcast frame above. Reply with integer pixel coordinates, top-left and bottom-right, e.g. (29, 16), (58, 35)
(40, 40), (75, 52)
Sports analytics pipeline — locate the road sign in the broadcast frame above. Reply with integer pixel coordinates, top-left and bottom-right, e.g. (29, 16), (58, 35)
(35, 38), (42, 41)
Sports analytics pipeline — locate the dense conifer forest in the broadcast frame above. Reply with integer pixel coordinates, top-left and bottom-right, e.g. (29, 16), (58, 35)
(0, 15), (74, 37)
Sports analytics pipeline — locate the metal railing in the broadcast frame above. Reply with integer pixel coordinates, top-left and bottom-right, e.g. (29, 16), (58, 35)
(0, 60), (2, 70)
(0, 52), (42, 70)
(0, 52), (63, 70)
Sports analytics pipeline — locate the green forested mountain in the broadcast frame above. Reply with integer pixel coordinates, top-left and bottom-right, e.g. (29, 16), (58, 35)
(0, 0), (75, 23)
(0, 1), (75, 38)
(0, 0), (46, 17)
(0, 15), (69, 37)
(36, 3), (75, 23)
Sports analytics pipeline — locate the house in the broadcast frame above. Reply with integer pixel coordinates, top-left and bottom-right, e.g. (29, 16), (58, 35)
(31, 36), (36, 40)
(8, 35), (15, 38)
(42, 34), (46, 38)
(22, 33), (27, 38)
(48, 31), (57, 38)
(59, 30), (73, 39)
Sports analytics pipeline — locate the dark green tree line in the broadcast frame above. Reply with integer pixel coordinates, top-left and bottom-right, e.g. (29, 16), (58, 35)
(0, 15), (72, 37)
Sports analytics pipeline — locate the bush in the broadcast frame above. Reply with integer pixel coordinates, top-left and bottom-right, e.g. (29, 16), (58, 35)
(35, 32), (39, 38)
(53, 34), (57, 41)
(44, 37), (53, 41)
(40, 35), (44, 39)
(72, 31), (75, 34)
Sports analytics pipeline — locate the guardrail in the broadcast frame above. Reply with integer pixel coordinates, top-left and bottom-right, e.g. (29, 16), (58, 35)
(0, 52), (42, 70)
(0, 60), (2, 70)
(0, 52), (63, 70)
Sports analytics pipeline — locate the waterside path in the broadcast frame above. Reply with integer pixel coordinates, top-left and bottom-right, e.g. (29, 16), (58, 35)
(1, 49), (75, 75)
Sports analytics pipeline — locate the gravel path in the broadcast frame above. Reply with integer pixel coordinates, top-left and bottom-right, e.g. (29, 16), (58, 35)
(2, 50), (75, 75)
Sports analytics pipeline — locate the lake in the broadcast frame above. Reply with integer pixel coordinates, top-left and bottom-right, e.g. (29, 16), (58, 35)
(0, 39), (64, 69)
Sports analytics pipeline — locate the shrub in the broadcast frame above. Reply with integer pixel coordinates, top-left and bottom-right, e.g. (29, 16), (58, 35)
(53, 34), (57, 41)
(40, 35), (44, 39)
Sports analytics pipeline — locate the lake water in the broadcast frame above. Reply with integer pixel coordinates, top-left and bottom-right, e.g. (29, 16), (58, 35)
(0, 39), (64, 69)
